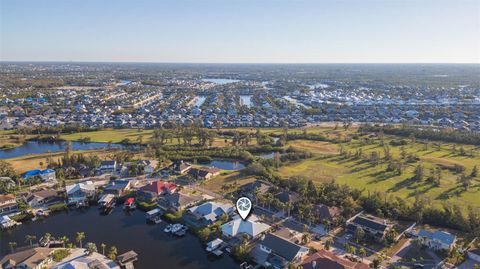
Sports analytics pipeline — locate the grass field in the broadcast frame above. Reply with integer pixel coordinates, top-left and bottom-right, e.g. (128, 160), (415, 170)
(277, 135), (480, 210)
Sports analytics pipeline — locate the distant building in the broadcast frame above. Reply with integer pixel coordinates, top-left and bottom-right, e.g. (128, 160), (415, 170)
(188, 167), (221, 180)
(418, 229), (456, 251)
(172, 160), (192, 174)
(22, 169), (56, 183)
(100, 160), (117, 173)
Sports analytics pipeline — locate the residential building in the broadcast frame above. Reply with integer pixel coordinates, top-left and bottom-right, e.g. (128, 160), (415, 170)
(346, 214), (391, 241)
(25, 189), (59, 208)
(0, 247), (54, 269)
(188, 167), (221, 180)
(418, 229), (456, 251)
(100, 160), (117, 173)
(157, 191), (203, 212)
(172, 160), (192, 174)
(21, 169), (57, 183)
(300, 249), (369, 269)
(222, 215), (271, 238)
(187, 201), (234, 225)
(137, 180), (177, 202)
(259, 233), (309, 268)
(66, 181), (96, 204)
(314, 203), (341, 224)
(104, 180), (131, 197)
(0, 194), (18, 216)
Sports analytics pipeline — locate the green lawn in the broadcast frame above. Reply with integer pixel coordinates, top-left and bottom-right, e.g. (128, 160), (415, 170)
(278, 136), (480, 211)
(61, 129), (154, 143)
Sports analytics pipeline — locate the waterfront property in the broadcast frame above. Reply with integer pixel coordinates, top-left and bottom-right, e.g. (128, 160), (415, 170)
(66, 181), (96, 205)
(0, 247), (54, 269)
(221, 215), (271, 239)
(104, 180), (131, 197)
(137, 180), (177, 202)
(22, 169), (57, 183)
(346, 213), (391, 241)
(25, 189), (60, 208)
(258, 233), (309, 268)
(0, 193), (19, 216)
(157, 191), (203, 212)
(187, 201), (234, 226)
(300, 249), (369, 269)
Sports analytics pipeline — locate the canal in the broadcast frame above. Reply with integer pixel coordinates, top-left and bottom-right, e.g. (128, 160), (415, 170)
(0, 141), (125, 159)
(0, 208), (238, 269)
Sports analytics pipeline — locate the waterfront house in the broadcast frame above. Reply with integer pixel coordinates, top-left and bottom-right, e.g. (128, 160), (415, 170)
(418, 229), (456, 251)
(187, 167), (221, 180)
(187, 201), (234, 226)
(0, 194), (18, 216)
(137, 180), (177, 202)
(51, 250), (120, 269)
(157, 191), (203, 212)
(100, 160), (117, 173)
(346, 214), (391, 241)
(259, 233), (309, 268)
(66, 181), (96, 204)
(221, 215), (271, 239)
(300, 249), (369, 269)
(25, 189), (59, 208)
(104, 180), (131, 197)
(0, 247), (54, 269)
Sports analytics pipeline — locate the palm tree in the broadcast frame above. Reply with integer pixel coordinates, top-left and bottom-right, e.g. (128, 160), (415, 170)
(101, 243), (107, 255)
(301, 233), (311, 245)
(25, 235), (36, 247)
(86, 242), (97, 255)
(42, 232), (52, 243)
(359, 247), (366, 261)
(108, 246), (118, 260)
(324, 238), (333, 250)
(60, 236), (69, 248)
(76, 232), (85, 248)
(8, 242), (17, 253)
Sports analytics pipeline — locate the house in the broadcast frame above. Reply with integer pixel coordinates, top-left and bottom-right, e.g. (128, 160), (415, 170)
(0, 194), (19, 216)
(0, 247), (54, 269)
(51, 251), (120, 269)
(66, 181), (96, 204)
(259, 233), (309, 268)
(100, 160), (117, 173)
(346, 214), (391, 241)
(418, 229), (456, 251)
(239, 180), (273, 198)
(314, 203), (341, 224)
(137, 160), (158, 174)
(187, 201), (234, 225)
(172, 160), (192, 174)
(188, 167), (221, 180)
(21, 169), (56, 183)
(274, 191), (301, 204)
(157, 191), (203, 212)
(104, 180), (131, 197)
(300, 249), (369, 269)
(221, 215), (271, 238)
(25, 189), (59, 208)
(137, 180), (177, 202)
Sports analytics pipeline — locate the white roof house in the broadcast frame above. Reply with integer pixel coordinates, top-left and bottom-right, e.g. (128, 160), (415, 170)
(188, 201), (234, 224)
(221, 215), (271, 238)
(66, 181), (96, 203)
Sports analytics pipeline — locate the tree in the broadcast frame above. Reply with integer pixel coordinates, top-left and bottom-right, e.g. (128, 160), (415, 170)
(101, 243), (107, 255)
(371, 255), (383, 269)
(354, 227), (365, 242)
(324, 238), (333, 250)
(43, 233), (52, 243)
(60, 236), (69, 248)
(9, 241), (17, 253)
(86, 242), (97, 255)
(301, 233), (311, 244)
(108, 246), (118, 260)
(413, 165), (424, 181)
(76, 232), (85, 248)
(359, 247), (367, 261)
(25, 235), (36, 247)
(471, 165), (478, 178)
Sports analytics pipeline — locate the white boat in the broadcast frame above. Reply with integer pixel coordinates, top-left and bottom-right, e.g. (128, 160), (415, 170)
(164, 224), (172, 233)
(206, 238), (224, 252)
(171, 223), (184, 233)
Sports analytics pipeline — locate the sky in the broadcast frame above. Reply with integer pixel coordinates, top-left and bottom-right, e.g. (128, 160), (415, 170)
(1, 0), (479, 63)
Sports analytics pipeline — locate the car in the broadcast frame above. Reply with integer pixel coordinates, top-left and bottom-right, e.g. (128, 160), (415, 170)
(345, 234), (352, 240)
(413, 263), (424, 268)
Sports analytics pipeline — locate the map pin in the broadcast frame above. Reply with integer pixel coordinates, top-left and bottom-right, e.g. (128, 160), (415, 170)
(236, 197), (252, 220)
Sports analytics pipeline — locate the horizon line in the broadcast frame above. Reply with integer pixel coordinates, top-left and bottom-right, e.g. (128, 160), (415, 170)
(1, 60), (479, 65)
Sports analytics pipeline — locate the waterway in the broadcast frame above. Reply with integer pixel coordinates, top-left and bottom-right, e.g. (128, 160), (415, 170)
(0, 141), (125, 159)
(0, 208), (238, 269)
(199, 160), (245, 170)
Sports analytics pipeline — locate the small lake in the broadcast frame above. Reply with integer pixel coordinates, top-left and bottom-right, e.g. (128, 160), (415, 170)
(256, 152), (275, 159)
(199, 160), (245, 170)
(0, 208), (237, 269)
(240, 95), (252, 108)
(202, 78), (240, 85)
(0, 141), (124, 159)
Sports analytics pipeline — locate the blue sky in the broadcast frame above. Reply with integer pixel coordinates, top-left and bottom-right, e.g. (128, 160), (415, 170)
(1, 0), (479, 63)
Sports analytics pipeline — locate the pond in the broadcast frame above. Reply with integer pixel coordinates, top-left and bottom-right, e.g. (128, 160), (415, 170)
(0, 208), (238, 269)
(0, 141), (125, 159)
(201, 78), (240, 85)
(199, 160), (245, 170)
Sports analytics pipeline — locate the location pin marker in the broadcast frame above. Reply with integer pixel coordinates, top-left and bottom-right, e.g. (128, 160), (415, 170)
(236, 197), (252, 220)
